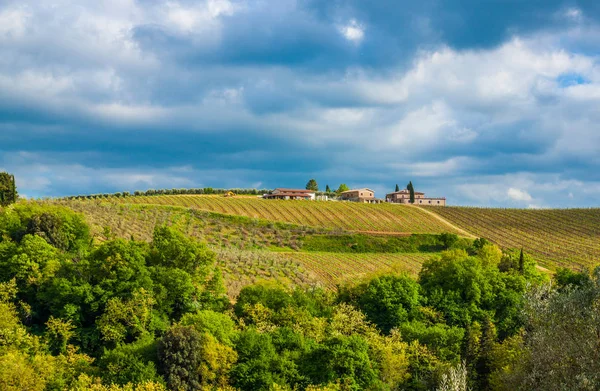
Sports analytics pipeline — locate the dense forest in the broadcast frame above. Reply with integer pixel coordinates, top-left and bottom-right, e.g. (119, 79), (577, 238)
(0, 203), (599, 390)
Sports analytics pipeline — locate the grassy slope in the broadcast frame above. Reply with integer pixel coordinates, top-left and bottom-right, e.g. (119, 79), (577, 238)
(58, 199), (439, 295)
(58, 196), (600, 294)
(101, 195), (465, 234)
(427, 207), (600, 270)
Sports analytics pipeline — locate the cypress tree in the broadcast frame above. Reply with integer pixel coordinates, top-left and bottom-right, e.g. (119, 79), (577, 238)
(326, 185), (331, 193)
(0, 172), (17, 206)
(395, 184), (400, 192)
(407, 181), (415, 204)
(476, 316), (497, 391)
(519, 248), (525, 273)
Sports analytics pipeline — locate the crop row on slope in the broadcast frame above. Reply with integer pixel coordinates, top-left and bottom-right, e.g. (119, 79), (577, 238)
(59, 200), (320, 250)
(215, 248), (321, 297)
(103, 195), (464, 234)
(427, 207), (600, 270)
(283, 252), (431, 288)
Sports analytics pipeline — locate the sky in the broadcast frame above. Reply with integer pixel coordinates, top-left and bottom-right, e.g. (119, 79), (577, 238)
(1, 0), (600, 207)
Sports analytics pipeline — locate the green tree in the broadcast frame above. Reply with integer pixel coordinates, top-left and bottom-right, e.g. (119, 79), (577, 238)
(518, 248), (524, 273)
(45, 316), (75, 355)
(336, 184), (349, 194)
(342, 274), (420, 334)
(325, 185), (331, 193)
(306, 179), (319, 191)
(407, 181), (415, 204)
(395, 184), (400, 192)
(0, 172), (17, 207)
(475, 316), (496, 391)
(149, 226), (215, 276)
(306, 335), (379, 391)
(495, 273), (600, 390)
(99, 335), (162, 386)
(158, 325), (204, 391)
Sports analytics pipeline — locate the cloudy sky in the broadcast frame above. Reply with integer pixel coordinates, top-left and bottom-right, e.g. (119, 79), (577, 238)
(1, 0), (600, 207)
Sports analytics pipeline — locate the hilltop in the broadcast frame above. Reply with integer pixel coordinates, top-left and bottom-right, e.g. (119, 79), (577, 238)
(58, 195), (600, 269)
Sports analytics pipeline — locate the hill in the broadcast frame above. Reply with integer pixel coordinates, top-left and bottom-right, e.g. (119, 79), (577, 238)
(56, 196), (600, 290)
(428, 207), (600, 270)
(57, 199), (452, 295)
(96, 194), (465, 234)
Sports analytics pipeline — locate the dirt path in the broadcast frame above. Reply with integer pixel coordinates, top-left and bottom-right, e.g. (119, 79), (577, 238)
(408, 205), (478, 238)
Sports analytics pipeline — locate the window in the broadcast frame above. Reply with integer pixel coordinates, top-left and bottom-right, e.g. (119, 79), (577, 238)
(428, 200), (431, 204)
(437, 201), (440, 204)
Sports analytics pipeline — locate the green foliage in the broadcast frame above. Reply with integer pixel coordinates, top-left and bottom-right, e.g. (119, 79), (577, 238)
(306, 334), (379, 390)
(1, 200), (589, 391)
(325, 185), (331, 193)
(438, 233), (459, 250)
(305, 179), (319, 192)
(0, 172), (17, 207)
(554, 267), (590, 289)
(400, 321), (465, 362)
(230, 328), (281, 390)
(46, 316), (75, 355)
(149, 225), (215, 276)
(302, 233), (469, 254)
(395, 184), (400, 192)
(99, 335), (162, 386)
(336, 184), (349, 194)
(180, 310), (238, 346)
(419, 247), (543, 338)
(0, 203), (90, 253)
(341, 274), (420, 333)
(158, 325), (205, 391)
(493, 272), (600, 390)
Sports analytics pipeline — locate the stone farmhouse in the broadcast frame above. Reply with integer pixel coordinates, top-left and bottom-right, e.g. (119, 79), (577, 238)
(263, 188), (316, 200)
(385, 189), (446, 206)
(339, 188), (383, 203)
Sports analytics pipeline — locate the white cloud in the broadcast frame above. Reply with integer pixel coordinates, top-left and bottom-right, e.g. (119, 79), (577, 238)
(507, 187), (533, 202)
(564, 8), (583, 23)
(339, 19), (365, 43)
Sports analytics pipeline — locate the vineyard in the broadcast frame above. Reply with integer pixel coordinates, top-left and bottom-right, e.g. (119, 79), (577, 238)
(61, 200), (319, 250)
(94, 195), (464, 234)
(428, 207), (600, 270)
(283, 252), (431, 288)
(214, 248), (320, 297)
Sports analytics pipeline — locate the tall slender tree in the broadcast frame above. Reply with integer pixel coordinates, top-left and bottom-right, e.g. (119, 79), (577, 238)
(518, 248), (525, 273)
(407, 181), (415, 204)
(395, 184), (400, 192)
(475, 316), (496, 391)
(325, 185), (331, 193)
(0, 172), (17, 206)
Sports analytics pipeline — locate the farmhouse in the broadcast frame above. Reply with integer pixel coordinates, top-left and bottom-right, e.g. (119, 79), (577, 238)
(339, 188), (382, 203)
(263, 188), (315, 200)
(386, 189), (446, 206)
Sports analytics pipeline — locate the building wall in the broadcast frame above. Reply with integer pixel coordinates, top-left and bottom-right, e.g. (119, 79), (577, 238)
(385, 193), (445, 206)
(341, 190), (374, 200)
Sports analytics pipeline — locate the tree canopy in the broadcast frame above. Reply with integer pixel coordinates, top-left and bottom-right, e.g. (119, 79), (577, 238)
(305, 179), (319, 191)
